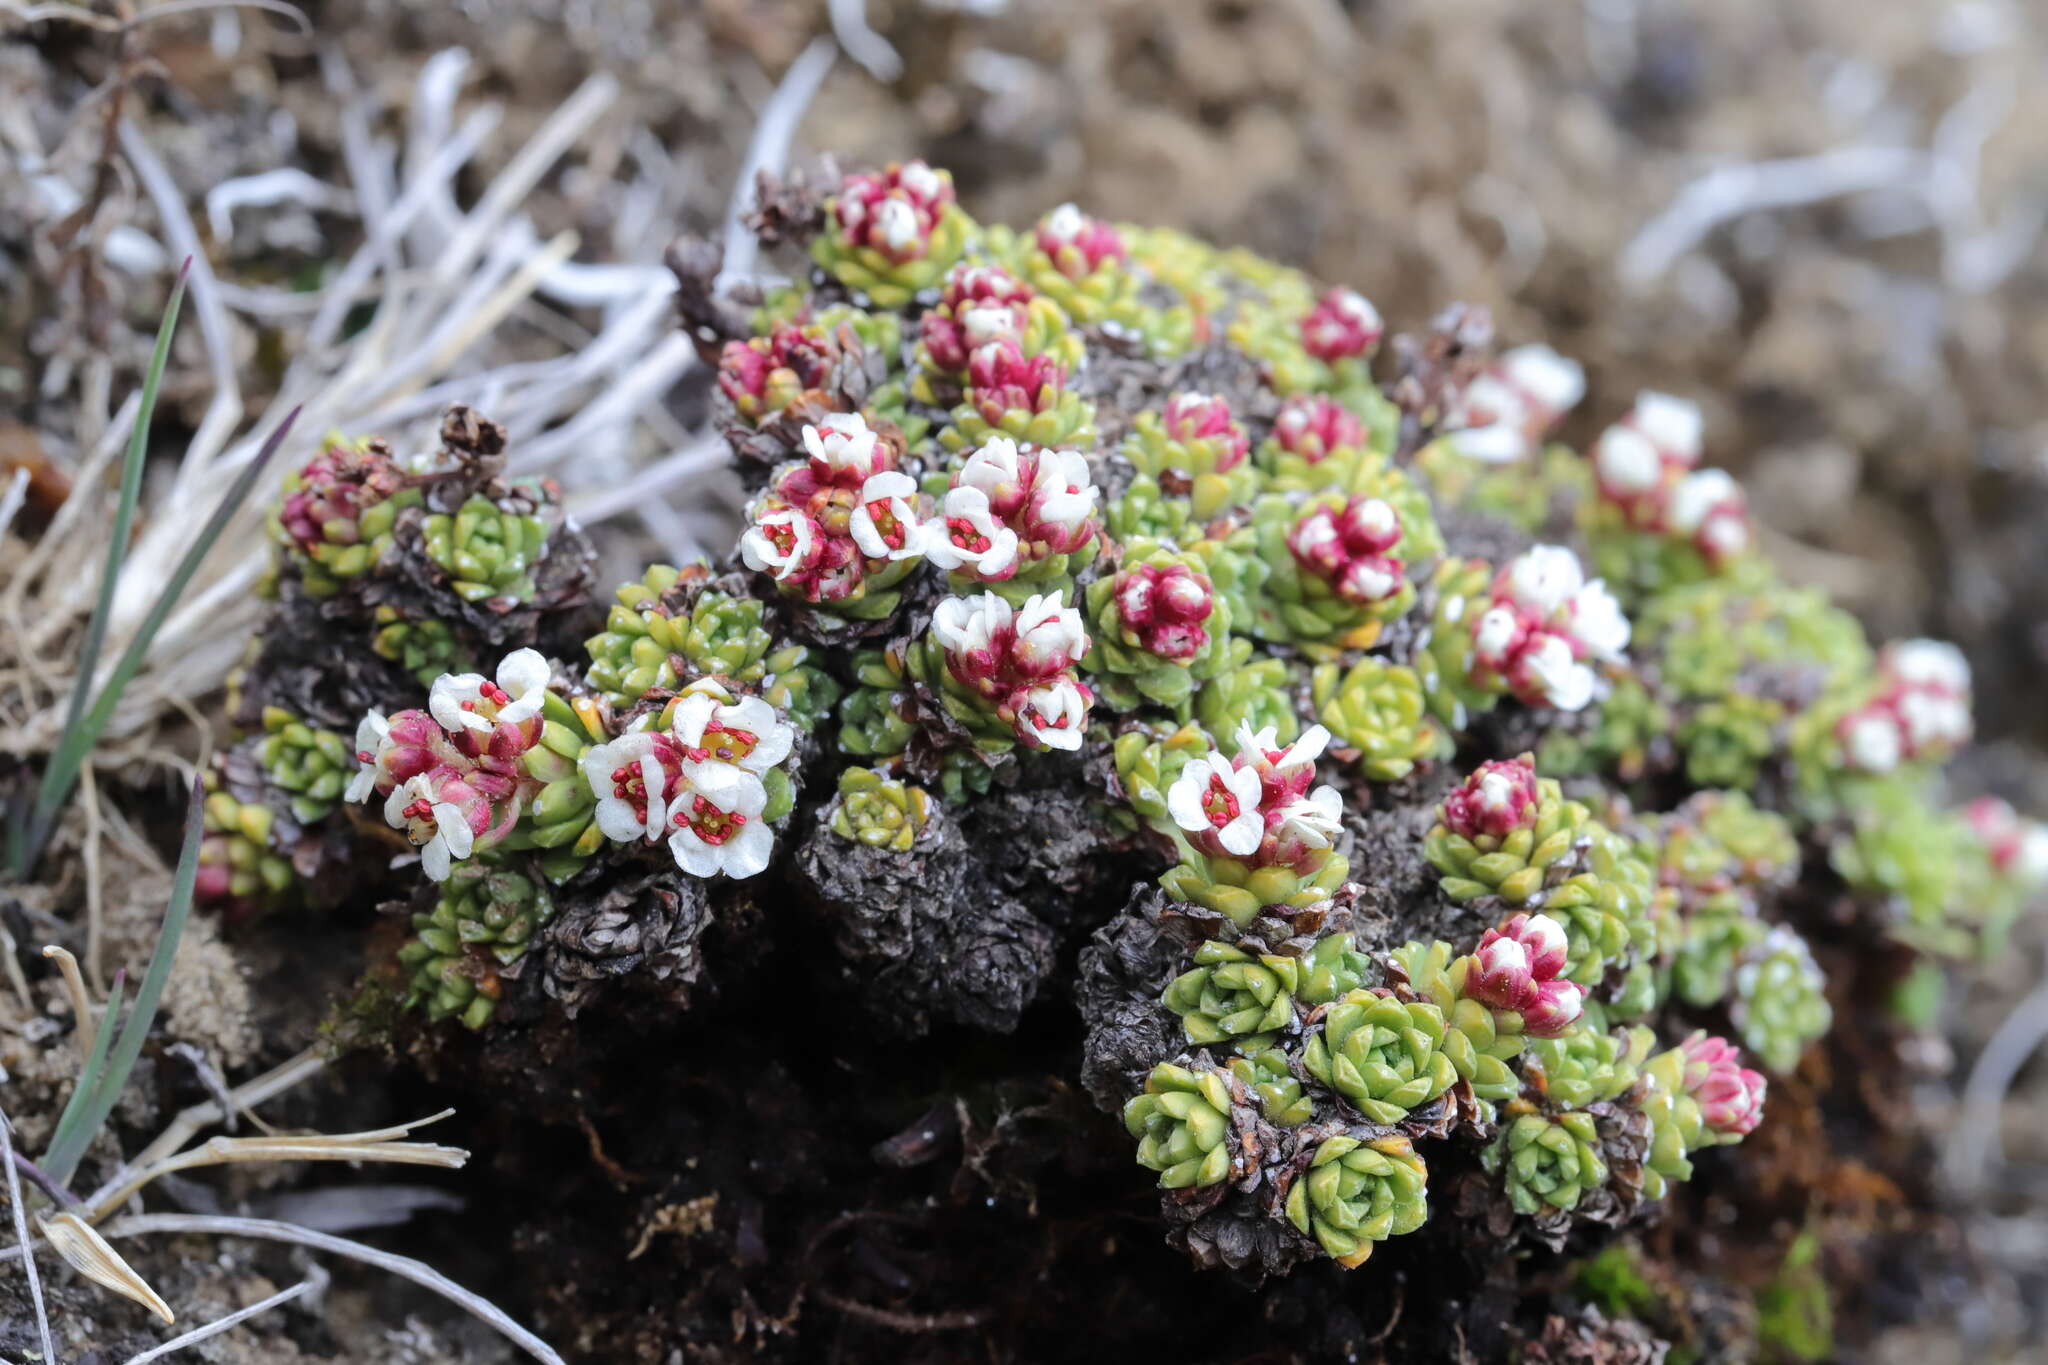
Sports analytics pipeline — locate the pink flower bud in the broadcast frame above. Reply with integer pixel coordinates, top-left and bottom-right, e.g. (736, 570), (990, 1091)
(967, 339), (1067, 420)
(1270, 394), (1366, 463)
(1035, 203), (1127, 278)
(1160, 393), (1249, 471)
(717, 324), (840, 420)
(920, 263), (1036, 374)
(1440, 758), (1541, 840)
(1466, 912), (1576, 1029)
(1679, 1032), (1767, 1137)
(1112, 562), (1214, 661)
(1521, 980), (1585, 1038)
(1300, 288), (1383, 362)
(1285, 497), (1407, 605)
(277, 440), (406, 553)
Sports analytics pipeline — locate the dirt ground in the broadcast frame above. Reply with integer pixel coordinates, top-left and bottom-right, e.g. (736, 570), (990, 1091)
(6, 0), (2048, 1360)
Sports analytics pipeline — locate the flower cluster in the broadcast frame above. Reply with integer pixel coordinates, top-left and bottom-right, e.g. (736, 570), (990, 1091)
(1299, 288), (1382, 363)
(1286, 494), (1411, 608)
(832, 160), (956, 264)
(1837, 639), (1974, 772)
(1109, 561), (1214, 662)
(923, 436), (1099, 586)
(270, 437), (418, 591)
(1466, 912), (1585, 1037)
(717, 322), (843, 423)
(929, 591), (1095, 751)
(579, 679), (794, 879)
(917, 264), (1037, 376)
(1165, 724), (1343, 870)
(739, 413), (924, 608)
(1443, 344), (1587, 464)
(1590, 392), (1750, 564)
(1675, 1031), (1768, 1141)
(1964, 797), (2048, 884)
(1440, 757), (1541, 839)
(1271, 395), (1365, 466)
(347, 649), (552, 880)
(1469, 545), (1630, 711)
(1034, 202), (1128, 280)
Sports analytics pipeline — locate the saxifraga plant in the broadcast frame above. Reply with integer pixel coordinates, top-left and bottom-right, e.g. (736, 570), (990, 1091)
(212, 161), (2043, 1350)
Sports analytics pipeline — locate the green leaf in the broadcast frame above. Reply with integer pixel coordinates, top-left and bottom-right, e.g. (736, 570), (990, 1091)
(23, 408), (301, 874)
(16, 265), (188, 877)
(42, 777), (206, 1184)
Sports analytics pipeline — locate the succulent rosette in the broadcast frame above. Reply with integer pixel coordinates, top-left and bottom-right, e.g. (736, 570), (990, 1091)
(1152, 723), (1349, 927)
(910, 262), (1082, 398)
(1283, 1134), (1429, 1269)
(809, 160), (972, 308)
(907, 589), (1096, 756)
(1120, 392), (1257, 522)
(1466, 545), (1630, 712)
(1122, 1060), (1262, 1190)
(1301, 992), (1459, 1124)
(996, 202), (1193, 352)
(1244, 473), (1444, 652)
(270, 436), (420, 595)
(1083, 540), (1247, 711)
(717, 321), (848, 426)
(1257, 393), (1393, 495)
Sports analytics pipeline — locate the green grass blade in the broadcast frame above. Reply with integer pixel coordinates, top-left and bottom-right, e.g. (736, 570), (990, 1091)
(20, 406), (301, 873)
(40, 971), (127, 1184)
(42, 779), (204, 1184)
(15, 264), (188, 878)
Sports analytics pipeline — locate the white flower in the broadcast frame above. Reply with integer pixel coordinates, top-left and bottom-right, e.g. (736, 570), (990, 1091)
(1523, 912), (1570, 962)
(1012, 590), (1088, 672)
(849, 471), (924, 562)
(1504, 545), (1586, 619)
(1476, 768), (1523, 819)
(1630, 391), (1703, 464)
(1042, 202), (1084, 243)
(1270, 723), (1331, 773)
(740, 507), (816, 581)
(1667, 468), (1741, 535)
(669, 681), (795, 774)
(1519, 633), (1596, 712)
(346, 709), (390, 803)
(1332, 288), (1380, 330)
(1274, 785), (1344, 849)
(431, 648), (550, 734)
(382, 776), (474, 882)
(1594, 425), (1662, 493)
(1501, 344), (1586, 414)
(2019, 825), (2048, 886)
(1166, 753), (1265, 856)
(959, 435), (1024, 495)
(876, 198), (921, 254)
(581, 731), (677, 843)
(1029, 448), (1099, 529)
(1843, 711), (1902, 773)
(930, 591), (1012, 658)
(1567, 580), (1631, 662)
(1477, 934), (1529, 978)
(899, 159), (942, 201)
(1018, 678), (1089, 751)
(1699, 510), (1751, 559)
(801, 411), (880, 476)
(667, 760), (773, 879)
(1887, 639), (1970, 695)
(1897, 690), (1970, 751)
(1447, 400), (1531, 464)
(921, 486), (1019, 576)
(1472, 605), (1524, 668)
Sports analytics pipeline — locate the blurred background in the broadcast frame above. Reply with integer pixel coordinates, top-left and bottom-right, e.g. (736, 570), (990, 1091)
(6, 0), (2048, 1357)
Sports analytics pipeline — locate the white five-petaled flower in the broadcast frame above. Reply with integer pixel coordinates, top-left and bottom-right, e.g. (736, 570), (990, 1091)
(382, 776), (475, 882)
(931, 591), (1012, 658)
(582, 731), (680, 843)
(921, 486), (1020, 576)
(667, 759), (774, 880)
(1018, 679), (1089, 751)
(669, 681), (795, 775)
(1629, 391), (1704, 465)
(346, 709), (390, 803)
(849, 471), (925, 562)
(1667, 469), (1741, 535)
(429, 648), (551, 734)
(1887, 639), (1971, 695)
(1842, 710), (1903, 773)
(1518, 634), (1596, 712)
(1029, 448), (1099, 529)
(1472, 605), (1523, 667)
(1011, 591), (1088, 673)
(959, 435), (1025, 501)
(1504, 545), (1586, 619)
(740, 507), (817, 581)
(1273, 786), (1344, 849)
(802, 411), (881, 476)
(1166, 753), (1265, 856)
(1568, 579), (1631, 662)
(1239, 721), (1331, 775)
(899, 159), (942, 201)
(1594, 425), (1662, 492)
(1041, 202), (1084, 243)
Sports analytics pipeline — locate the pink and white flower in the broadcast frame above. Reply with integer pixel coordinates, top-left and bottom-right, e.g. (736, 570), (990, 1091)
(582, 730), (691, 844)
(1166, 753), (1267, 857)
(1035, 203), (1127, 277)
(1300, 288), (1383, 363)
(1163, 723), (1345, 871)
(667, 759), (774, 879)
(929, 590), (1097, 750)
(347, 707), (452, 804)
(802, 411), (888, 483)
(1286, 496), (1409, 606)
(965, 339), (1069, 424)
(1666, 468), (1751, 563)
(1015, 677), (1092, 751)
(1160, 393), (1249, 472)
(1838, 707), (1904, 773)
(849, 471), (925, 563)
(1964, 797), (2048, 885)
(430, 648), (551, 760)
(1470, 546), (1630, 712)
(1593, 391), (1705, 528)
(1112, 561), (1214, 661)
(922, 485), (1021, 578)
(1840, 639), (1974, 769)
(1446, 344), (1586, 464)
(1270, 395), (1366, 464)
(832, 161), (956, 264)
(1011, 591), (1090, 676)
(740, 506), (822, 583)
(1440, 758), (1542, 840)
(919, 264), (1036, 374)
(382, 766), (493, 882)
(1465, 911), (1581, 1036)
(669, 680), (795, 775)
(1678, 1032), (1767, 1140)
